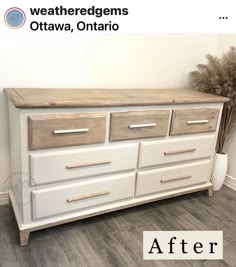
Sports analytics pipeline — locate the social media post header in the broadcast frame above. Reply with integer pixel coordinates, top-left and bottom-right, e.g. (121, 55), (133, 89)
(0, 0), (235, 34)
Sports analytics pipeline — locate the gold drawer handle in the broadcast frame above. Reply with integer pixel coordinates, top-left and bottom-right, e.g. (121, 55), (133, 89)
(53, 128), (89, 134)
(164, 148), (196, 156)
(161, 175), (192, 183)
(187, 120), (209, 125)
(129, 123), (156, 129)
(66, 160), (112, 169)
(67, 191), (110, 202)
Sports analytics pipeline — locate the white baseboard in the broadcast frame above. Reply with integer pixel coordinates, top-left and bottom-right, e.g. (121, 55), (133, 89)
(224, 174), (236, 191)
(0, 191), (9, 205)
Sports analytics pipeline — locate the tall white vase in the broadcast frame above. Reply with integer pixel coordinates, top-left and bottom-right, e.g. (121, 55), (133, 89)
(211, 152), (228, 191)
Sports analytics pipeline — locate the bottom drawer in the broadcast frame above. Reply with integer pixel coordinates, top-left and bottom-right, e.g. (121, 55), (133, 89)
(32, 173), (135, 220)
(136, 160), (210, 197)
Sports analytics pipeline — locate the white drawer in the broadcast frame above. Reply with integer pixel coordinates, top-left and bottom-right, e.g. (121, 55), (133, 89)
(136, 160), (210, 197)
(32, 173), (135, 220)
(30, 144), (138, 185)
(139, 135), (215, 168)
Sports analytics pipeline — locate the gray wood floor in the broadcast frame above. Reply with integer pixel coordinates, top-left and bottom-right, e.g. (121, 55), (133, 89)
(0, 186), (235, 267)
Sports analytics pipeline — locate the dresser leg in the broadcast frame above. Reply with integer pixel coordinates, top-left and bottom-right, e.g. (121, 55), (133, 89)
(19, 230), (30, 246)
(208, 188), (213, 198)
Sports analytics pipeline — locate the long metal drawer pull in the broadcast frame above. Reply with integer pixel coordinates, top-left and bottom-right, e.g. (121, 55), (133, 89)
(67, 191), (110, 202)
(53, 128), (89, 134)
(161, 175), (192, 183)
(129, 123), (157, 129)
(187, 120), (209, 125)
(164, 148), (196, 156)
(66, 160), (112, 169)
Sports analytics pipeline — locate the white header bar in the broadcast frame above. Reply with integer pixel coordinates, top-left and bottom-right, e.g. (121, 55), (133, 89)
(0, 0), (235, 34)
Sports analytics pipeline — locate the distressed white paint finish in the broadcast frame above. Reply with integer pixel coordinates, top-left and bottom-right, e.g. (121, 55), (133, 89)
(139, 135), (215, 168)
(32, 173), (135, 220)
(6, 102), (223, 231)
(30, 144), (138, 186)
(136, 160), (211, 197)
(10, 183), (212, 232)
(8, 102), (23, 218)
(19, 103), (222, 224)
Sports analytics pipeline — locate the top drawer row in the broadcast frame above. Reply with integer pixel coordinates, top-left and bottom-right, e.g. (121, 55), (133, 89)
(28, 108), (219, 150)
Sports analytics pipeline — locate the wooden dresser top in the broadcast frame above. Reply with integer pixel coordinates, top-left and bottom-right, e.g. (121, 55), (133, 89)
(4, 88), (229, 108)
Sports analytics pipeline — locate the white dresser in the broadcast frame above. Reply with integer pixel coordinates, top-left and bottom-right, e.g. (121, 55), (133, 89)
(4, 88), (228, 246)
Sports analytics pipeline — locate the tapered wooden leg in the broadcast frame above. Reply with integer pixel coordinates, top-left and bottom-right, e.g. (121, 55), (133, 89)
(19, 230), (30, 246)
(208, 188), (213, 198)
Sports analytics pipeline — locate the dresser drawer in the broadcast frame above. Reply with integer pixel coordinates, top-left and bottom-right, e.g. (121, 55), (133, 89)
(30, 144), (138, 185)
(28, 113), (106, 150)
(139, 135), (215, 168)
(110, 110), (170, 141)
(170, 108), (219, 135)
(32, 173), (135, 220)
(136, 160), (210, 197)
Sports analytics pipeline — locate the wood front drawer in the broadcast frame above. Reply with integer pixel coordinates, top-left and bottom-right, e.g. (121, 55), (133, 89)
(28, 113), (106, 150)
(32, 173), (135, 220)
(170, 108), (219, 135)
(30, 144), (138, 185)
(139, 135), (215, 168)
(110, 110), (170, 141)
(136, 160), (210, 197)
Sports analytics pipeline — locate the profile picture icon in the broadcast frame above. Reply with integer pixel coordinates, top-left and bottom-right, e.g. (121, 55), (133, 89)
(4, 7), (26, 29)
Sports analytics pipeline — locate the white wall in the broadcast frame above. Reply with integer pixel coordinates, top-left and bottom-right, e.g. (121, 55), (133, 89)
(0, 33), (226, 195)
(216, 34), (236, 179)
